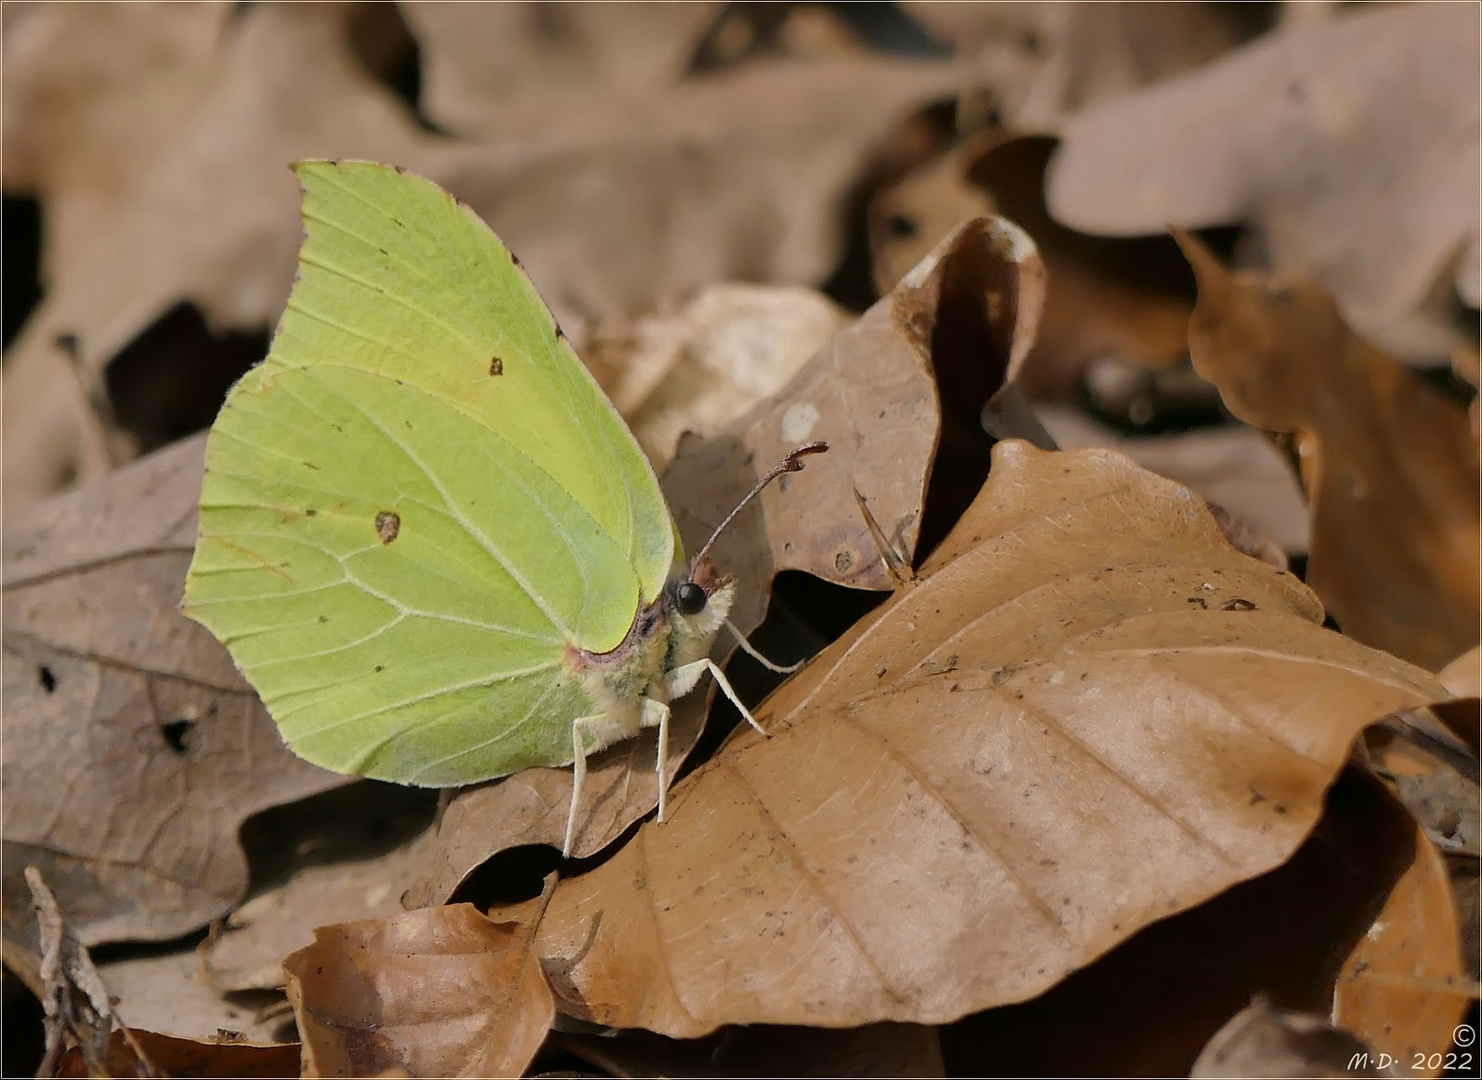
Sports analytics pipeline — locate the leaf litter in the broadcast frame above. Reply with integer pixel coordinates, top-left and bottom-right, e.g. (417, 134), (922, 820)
(3, 3), (1478, 1076)
(528, 441), (1449, 1036)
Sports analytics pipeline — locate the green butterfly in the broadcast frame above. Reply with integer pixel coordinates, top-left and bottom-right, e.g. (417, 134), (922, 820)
(183, 161), (822, 855)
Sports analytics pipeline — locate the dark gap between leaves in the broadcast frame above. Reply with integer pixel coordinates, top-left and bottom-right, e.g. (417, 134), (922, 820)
(2, 195), (43, 352)
(105, 302), (268, 455)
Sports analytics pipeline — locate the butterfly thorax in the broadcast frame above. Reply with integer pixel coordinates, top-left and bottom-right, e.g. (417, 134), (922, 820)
(563, 559), (735, 733)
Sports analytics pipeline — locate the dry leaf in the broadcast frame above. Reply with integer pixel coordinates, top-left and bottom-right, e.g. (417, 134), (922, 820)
(91, 944), (295, 1046)
(1333, 787), (1472, 1076)
(1038, 405), (1310, 554)
(201, 783), (437, 993)
(870, 134), (1196, 402)
(907, 2), (1260, 130)
(938, 767), (1440, 1075)
(54, 1027), (300, 1080)
(1178, 232), (1481, 671)
(402, 2), (722, 133)
(1048, 3), (1480, 331)
(585, 284), (850, 468)
(284, 900), (554, 1080)
(2, 435), (347, 952)
(528, 442), (1447, 1036)
(1191, 998), (1378, 1078)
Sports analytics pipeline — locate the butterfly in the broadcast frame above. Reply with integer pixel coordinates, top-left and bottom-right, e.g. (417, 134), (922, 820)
(183, 161), (823, 855)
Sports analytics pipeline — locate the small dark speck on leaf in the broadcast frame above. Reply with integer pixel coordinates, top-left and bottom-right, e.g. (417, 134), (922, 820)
(375, 665), (385, 673)
(306, 508), (318, 517)
(318, 615), (328, 624)
(37, 665), (57, 693)
(489, 356), (504, 376)
(303, 461), (320, 470)
(376, 511), (401, 543)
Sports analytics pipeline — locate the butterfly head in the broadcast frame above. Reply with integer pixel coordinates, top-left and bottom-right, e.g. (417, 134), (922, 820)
(665, 556), (734, 669)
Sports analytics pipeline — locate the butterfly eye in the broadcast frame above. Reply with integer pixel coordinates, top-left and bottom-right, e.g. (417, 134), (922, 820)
(676, 581), (707, 616)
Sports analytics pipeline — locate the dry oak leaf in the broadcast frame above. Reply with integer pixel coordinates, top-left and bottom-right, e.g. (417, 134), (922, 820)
(284, 900), (553, 1080)
(1333, 787), (1472, 1077)
(1047, 2), (1480, 332)
(1178, 233), (1481, 672)
(2, 435), (346, 952)
(529, 441), (1448, 1036)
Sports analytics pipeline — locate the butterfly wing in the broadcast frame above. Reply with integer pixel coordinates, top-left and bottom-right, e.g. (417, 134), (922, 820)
(184, 162), (671, 784)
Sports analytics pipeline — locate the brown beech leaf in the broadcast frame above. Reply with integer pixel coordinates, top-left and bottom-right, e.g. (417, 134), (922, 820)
(1178, 233), (1481, 671)
(528, 441), (1448, 1036)
(1190, 999), (1378, 1079)
(1038, 405), (1310, 554)
(2, 435), (347, 953)
(1048, 3), (1480, 332)
(939, 767), (1435, 1075)
(284, 900), (554, 1080)
(1333, 788), (1472, 1076)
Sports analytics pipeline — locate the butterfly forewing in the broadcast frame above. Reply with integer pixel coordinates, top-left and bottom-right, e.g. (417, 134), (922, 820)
(184, 162), (671, 785)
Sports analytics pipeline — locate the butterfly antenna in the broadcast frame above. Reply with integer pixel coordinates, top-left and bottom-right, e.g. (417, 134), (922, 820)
(691, 442), (829, 570)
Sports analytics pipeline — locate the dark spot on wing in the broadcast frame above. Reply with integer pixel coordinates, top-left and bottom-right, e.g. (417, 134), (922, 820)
(489, 356), (504, 376)
(376, 511), (401, 543)
(37, 665), (57, 693)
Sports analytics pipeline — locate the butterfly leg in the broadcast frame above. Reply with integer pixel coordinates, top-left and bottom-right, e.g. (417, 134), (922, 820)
(638, 696), (672, 823)
(565, 712), (608, 858)
(666, 658), (766, 737)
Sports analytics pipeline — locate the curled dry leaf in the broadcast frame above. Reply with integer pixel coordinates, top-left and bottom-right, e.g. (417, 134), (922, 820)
(1048, 3), (1480, 331)
(1178, 233), (1481, 672)
(284, 900), (554, 1080)
(869, 134), (1196, 402)
(1333, 787), (1472, 1076)
(1190, 998), (1378, 1079)
(528, 441), (1448, 1035)
(2, 435), (347, 952)
(668, 214), (1045, 606)
(26, 867), (138, 1078)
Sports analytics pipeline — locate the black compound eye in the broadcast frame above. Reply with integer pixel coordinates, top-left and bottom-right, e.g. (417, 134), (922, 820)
(676, 581), (707, 616)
